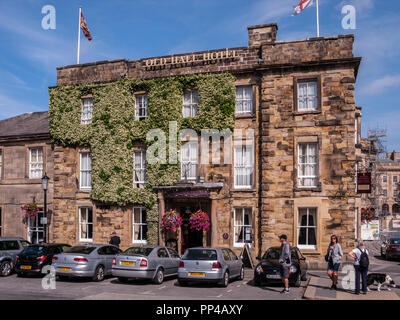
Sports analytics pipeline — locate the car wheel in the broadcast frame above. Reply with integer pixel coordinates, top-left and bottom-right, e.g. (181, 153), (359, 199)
(294, 274), (301, 287)
(238, 267), (244, 280)
(178, 279), (187, 287)
(153, 268), (164, 285)
(219, 271), (229, 287)
(0, 261), (12, 277)
(118, 277), (128, 283)
(301, 271), (308, 281)
(93, 265), (105, 282)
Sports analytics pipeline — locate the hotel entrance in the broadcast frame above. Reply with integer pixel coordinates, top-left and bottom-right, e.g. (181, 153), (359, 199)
(180, 206), (205, 254)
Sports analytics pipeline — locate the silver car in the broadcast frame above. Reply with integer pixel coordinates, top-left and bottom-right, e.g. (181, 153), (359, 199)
(178, 247), (244, 287)
(52, 244), (122, 281)
(112, 246), (180, 284)
(0, 237), (30, 276)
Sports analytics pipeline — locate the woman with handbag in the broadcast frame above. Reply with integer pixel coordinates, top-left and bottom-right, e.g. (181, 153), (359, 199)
(326, 235), (343, 290)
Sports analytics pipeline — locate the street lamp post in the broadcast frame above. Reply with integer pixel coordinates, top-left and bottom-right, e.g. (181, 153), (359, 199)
(41, 173), (50, 243)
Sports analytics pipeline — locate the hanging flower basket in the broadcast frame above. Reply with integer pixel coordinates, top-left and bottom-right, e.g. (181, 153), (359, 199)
(189, 210), (210, 231)
(161, 209), (182, 233)
(21, 198), (40, 221)
(361, 207), (377, 223)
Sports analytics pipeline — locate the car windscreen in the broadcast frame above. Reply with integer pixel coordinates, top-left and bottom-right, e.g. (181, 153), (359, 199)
(22, 246), (47, 255)
(123, 247), (153, 256)
(262, 248), (298, 260)
(182, 249), (218, 260)
(64, 246), (96, 254)
(391, 239), (400, 245)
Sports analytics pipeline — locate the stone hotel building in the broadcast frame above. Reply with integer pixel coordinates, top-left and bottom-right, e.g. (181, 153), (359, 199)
(49, 23), (361, 264)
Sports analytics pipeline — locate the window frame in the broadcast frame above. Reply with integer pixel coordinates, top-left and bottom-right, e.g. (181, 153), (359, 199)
(233, 207), (253, 248)
(79, 152), (92, 191)
(297, 207), (318, 250)
(133, 150), (146, 188)
(235, 85), (253, 115)
(297, 142), (319, 188)
(234, 144), (254, 189)
(182, 90), (198, 118)
(79, 207), (93, 242)
(394, 176), (398, 183)
(135, 94), (148, 121)
(293, 77), (321, 113)
(29, 147), (44, 179)
(81, 97), (93, 125)
(180, 141), (198, 181)
(132, 206), (148, 244)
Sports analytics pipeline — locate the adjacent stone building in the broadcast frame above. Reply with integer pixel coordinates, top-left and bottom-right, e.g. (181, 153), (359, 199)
(49, 23), (361, 265)
(0, 112), (54, 243)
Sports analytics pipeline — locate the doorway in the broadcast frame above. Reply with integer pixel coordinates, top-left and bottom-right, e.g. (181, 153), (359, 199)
(27, 211), (45, 244)
(180, 206), (203, 254)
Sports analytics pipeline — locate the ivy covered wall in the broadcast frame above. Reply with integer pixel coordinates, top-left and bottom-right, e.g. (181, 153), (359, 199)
(49, 73), (236, 245)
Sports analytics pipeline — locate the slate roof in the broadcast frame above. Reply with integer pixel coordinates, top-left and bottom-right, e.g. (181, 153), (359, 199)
(0, 112), (49, 138)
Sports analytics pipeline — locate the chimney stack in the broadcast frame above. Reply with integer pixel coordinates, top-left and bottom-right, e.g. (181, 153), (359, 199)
(247, 23), (278, 47)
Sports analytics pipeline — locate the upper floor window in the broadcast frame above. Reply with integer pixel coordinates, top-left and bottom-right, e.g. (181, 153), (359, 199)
(383, 175), (387, 183)
(234, 145), (253, 188)
(383, 189), (387, 198)
(81, 98), (93, 124)
(297, 80), (318, 111)
(29, 147), (43, 179)
(298, 143), (318, 188)
(181, 141), (198, 180)
(394, 176), (398, 183)
(133, 207), (147, 244)
(135, 94), (148, 121)
(182, 91), (198, 118)
(133, 150), (146, 188)
(80, 152), (92, 190)
(235, 86), (253, 115)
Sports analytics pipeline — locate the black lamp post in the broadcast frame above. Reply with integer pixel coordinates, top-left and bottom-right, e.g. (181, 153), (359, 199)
(41, 173), (49, 243)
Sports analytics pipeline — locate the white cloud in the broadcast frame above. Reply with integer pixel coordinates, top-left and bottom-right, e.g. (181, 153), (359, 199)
(361, 75), (400, 95)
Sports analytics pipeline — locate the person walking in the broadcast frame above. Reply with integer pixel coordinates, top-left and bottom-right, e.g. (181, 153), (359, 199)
(326, 235), (343, 290)
(278, 234), (291, 294)
(348, 240), (369, 295)
(109, 231), (121, 248)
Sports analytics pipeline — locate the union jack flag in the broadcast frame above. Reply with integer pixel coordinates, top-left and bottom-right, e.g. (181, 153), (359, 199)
(80, 11), (92, 41)
(292, 0), (314, 16)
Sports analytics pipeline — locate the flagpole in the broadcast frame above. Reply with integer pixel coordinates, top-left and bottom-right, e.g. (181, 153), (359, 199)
(316, 0), (320, 37)
(77, 7), (81, 64)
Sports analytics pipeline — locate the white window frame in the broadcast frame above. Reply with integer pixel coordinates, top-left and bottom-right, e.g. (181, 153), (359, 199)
(234, 145), (254, 189)
(233, 208), (253, 248)
(133, 150), (146, 188)
(181, 141), (198, 181)
(81, 98), (93, 124)
(383, 175), (387, 183)
(132, 207), (147, 244)
(235, 86), (253, 115)
(297, 81), (318, 111)
(182, 90), (198, 118)
(297, 207), (318, 250)
(29, 147), (43, 179)
(135, 94), (148, 121)
(80, 152), (92, 191)
(79, 207), (93, 242)
(27, 210), (45, 244)
(298, 143), (319, 188)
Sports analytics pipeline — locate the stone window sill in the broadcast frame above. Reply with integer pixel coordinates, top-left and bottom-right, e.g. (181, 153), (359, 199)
(294, 186), (322, 192)
(293, 110), (321, 116)
(235, 113), (255, 119)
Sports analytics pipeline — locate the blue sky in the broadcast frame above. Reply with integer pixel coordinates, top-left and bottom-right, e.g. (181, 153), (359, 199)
(0, 0), (399, 150)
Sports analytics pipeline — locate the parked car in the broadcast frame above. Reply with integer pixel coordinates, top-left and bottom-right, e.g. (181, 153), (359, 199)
(253, 246), (307, 287)
(52, 244), (122, 281)
(112, 246), (180, 284)
(381, 236), (400, 260)
(15, 243), (71, 276)
(177, 247), (244, 287)
(0, 237), (30, 277)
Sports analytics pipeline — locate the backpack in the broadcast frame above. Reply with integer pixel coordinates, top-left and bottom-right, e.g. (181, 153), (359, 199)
(358, 249), (369, 268)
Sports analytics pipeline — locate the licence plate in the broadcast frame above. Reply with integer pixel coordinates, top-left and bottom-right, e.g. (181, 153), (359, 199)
(21, 265), (31, 270)
(121, 261), (135, 266)
(59, 267), (71, 272)
(266, 274), (281, 279)
(189, 272), (205, 277)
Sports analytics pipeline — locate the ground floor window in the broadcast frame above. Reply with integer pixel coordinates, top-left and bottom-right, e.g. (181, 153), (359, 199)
(79, 207), (93, 242)
(27, 211), (45, 244)
(233, 208), (253, 247)
(133, 207), (147, 244)
(298, 207), (317, 249)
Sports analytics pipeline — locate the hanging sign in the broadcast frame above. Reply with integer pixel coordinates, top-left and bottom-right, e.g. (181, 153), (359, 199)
(357, 172), (371, 194)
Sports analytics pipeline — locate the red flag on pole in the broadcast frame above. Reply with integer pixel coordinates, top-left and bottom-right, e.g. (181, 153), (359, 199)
(292, 0), (314, 15)
(80, 11), (92, 41)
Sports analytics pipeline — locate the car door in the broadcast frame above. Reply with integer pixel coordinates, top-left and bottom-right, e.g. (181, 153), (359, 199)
(228, 249), (241, 277)
(166, 247), (180, 275)
(96, 246), (109, 272)
(6, 241), (21, 264)
(221, 249), (233, 277)
(104, 246), (120, 274)
(156, 247), (170, 275)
